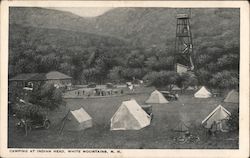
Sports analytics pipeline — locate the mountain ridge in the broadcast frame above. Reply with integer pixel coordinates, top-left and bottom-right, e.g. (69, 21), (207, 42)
(9, 7), (239, 50)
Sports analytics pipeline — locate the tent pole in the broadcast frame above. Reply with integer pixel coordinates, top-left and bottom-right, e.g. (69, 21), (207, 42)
(59, 109), (70, 135)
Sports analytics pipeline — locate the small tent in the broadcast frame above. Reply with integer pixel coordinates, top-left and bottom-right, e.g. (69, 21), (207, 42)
(202, 105), (231, 132)
(194, 86), (212, 98)
(110, 99), (151, 130)
(63, 108), (92, 131)
(224, 90), (239, 103)
(145, 90), (169, 104)
(172, 85), (181, 91)
(173, 121), (189, 132)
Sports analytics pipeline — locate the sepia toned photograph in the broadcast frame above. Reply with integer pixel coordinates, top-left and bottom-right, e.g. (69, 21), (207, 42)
(0, 1), (249, 158)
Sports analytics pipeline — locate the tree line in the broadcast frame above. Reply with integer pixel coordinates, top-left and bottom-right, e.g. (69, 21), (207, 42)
(9, 24), (239, 91)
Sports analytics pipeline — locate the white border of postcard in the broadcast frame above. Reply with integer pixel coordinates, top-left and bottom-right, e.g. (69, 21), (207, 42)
(1, 1), (249, 158)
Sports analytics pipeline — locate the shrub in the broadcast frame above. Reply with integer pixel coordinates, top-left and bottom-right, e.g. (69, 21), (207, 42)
(176, 72), (198, 92)
(143, 71), (178, 89)
(209, 70), (239, 89)
(28, 83), (65, 110)
(13, 102), (48, 119)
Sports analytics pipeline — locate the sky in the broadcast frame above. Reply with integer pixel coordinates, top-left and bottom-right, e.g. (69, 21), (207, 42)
(50, 7), (113, 17)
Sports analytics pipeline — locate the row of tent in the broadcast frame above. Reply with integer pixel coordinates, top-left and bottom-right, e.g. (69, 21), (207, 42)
(146, 87), (239, 104)
(61, 100), (232, 132)
(61, 88), (238, 132)
(194, 86), (239, 103)
(173, 104), (231, 132)
(61, 99), (151, 131)
(144, 87), (236, 132)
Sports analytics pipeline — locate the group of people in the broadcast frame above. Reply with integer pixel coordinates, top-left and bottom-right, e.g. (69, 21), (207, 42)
(74, 88), (124, 97)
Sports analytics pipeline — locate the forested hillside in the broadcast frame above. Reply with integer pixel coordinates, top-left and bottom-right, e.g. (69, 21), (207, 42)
(9, 24), (130, 83)
(9, 7), (240, 89)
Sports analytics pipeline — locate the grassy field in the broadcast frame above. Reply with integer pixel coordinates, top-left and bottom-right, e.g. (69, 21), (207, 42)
(8, 86), (239, 149)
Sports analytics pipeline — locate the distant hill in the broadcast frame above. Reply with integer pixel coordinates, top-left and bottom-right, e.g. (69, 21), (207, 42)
(9, 24), (127, 50)
(92, 8), (240, 50)
(10, 7), (239, 50)
(9, 7), (93, 32)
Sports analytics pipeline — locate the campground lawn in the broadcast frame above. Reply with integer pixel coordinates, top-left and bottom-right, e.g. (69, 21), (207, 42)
(8, 86), (239, 149)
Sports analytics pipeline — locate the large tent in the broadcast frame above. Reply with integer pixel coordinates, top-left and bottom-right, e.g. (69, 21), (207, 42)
(224, 90), (239, 103)
(145, 90), (169, 104)
(63, 108), (93, 131)
(194, 86), (212, 98)
(110, 99), (151, 130)
(202, 105), (231, 132)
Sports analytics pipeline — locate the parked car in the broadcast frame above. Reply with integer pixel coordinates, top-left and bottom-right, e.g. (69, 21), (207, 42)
(16, 114), (51, 131)
(160, 91), (178, 101)
(87, 83), (96, 88)
(106, 82), (116, 88)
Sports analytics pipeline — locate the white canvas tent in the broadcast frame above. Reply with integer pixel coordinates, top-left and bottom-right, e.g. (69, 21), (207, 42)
(110, 99), (151, 130)
(202, 105), (231, 132)
(145, 90), (169, 104)
(172, 85), (181, 91)
(224, 90), (239, 103)
(63, 108), (92, 131)
(194, 86), (212, 98)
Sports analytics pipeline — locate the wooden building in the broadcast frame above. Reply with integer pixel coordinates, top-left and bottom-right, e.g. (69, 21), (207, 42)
(9, 71), (72, 95)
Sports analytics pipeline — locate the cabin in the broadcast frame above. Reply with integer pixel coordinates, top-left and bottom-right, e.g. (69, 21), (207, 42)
(9, 71), (72, 95)
(176, 63), (189, 74)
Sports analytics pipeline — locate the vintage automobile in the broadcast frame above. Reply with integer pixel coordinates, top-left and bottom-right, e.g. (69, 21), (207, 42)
(16, 114), (51, 131)
(87, 83), (97, 88)
(160, 91), (178, 101)
(106, 82), (116, 89)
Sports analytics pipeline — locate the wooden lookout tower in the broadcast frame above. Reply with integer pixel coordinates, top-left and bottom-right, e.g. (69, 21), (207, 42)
(174, 11), (194, 72)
